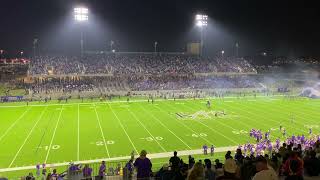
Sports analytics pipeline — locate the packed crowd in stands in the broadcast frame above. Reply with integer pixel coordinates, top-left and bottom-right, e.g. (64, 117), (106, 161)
(9, 129), (320, 180)
(25, 75), (260, 95)
(20, 53), (261, 95)
(253, 57), (320, 73)
(129, 76), (258, 91)
(28, 54), (256, 76)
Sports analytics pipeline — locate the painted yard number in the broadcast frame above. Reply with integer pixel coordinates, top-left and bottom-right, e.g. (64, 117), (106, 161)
(192, 133), (207, 138)
(96, 141), (115, 146)
(40, 145), (60, 151)
(232, 130), (248, 135)
(142, 136), (163, 141)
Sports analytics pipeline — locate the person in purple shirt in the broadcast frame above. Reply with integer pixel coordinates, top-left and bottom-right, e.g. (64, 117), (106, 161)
(275, 138), (280, 150)
(264, 132), (268, 140)
(134, 150), (152, 179)
(69, 163), (80, 172)
(51, 169), (58, 180)
(98, 161), (106, 178)
(297, 135), (301, 141)
(301, 134), (305, 142)
(203, 144), (208, 155)
(36, 164), (40, 177)
(82, 164), (92, 178)
(267, 143), (273, 155)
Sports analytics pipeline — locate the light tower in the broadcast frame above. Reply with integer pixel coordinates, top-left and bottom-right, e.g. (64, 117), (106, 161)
(74, 7), (89, 57)
(154, 41), (158, 53)
(221, 50), (225, 58)
(195, 14), (208, 56)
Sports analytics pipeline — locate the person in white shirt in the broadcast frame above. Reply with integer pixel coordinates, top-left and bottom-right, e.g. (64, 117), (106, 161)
(252, 157), (278, 180)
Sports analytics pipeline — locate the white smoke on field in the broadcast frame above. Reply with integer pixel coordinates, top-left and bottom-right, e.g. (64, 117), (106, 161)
(255, 57), (320, 95)
(300, 82), (320, 98)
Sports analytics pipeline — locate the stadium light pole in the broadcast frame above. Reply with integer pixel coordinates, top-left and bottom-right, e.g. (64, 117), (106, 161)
(154, 41), (158, 53)
(110, 40), (114, 52)
(74, 7), (89, 57)
(235, 42), (239, 57)
(33, 38), (38, 57)
(195, 14), (208, 57)
(0, 49), (3, 59)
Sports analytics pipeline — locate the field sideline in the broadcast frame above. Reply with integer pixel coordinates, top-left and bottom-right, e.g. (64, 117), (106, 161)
(0, 96), (319, 175)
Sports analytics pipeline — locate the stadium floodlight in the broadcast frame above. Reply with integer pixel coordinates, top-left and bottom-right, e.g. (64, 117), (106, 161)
(195, 14), (208, 57)
(195, 14), (208, 27)
(74, 7), (89, 57)
(74, 7), (89, 21)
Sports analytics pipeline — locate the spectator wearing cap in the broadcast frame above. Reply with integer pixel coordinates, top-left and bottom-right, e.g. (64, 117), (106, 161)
(187, 162), (204, 180)
(216, 156), (239, 180)
(252, 157), (278, 180)
(134, 150), (152, 179)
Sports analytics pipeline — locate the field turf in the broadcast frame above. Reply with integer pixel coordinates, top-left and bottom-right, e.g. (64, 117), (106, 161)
(0, 96), (319, 177)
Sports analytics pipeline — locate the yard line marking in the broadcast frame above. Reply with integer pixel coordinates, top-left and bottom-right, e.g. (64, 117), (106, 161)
(93, 104), (110, 158)
(193, 120), (238, 144)
(126, 107), (166, 152)
(220, 101), (270, 129)
(259, 100), (320, 132)
(0, 107), (31, 143)
(0, 145), (238, 173)
(8, 106), (48, 168)
(179, 102), (238, 144)
(45, 105), (64, 163)
(156, 103), (214, 145)
(185, 104), (264, 144)
(220, 99), (277, 129)
(138, 104), (192, 150)
(77, 104), (80, 161)
(260, 100), (319, 126)
(193, 100), (255, 130)
(182, 102), (252, 143)
(237, 101), (306, 134)
(107, 103), (138, 154)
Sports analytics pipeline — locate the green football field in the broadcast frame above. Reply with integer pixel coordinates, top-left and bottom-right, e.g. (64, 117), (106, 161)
(0, 96), (320, 177)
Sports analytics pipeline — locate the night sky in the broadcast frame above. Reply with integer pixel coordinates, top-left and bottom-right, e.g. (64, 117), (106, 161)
(0, 0), (319, 57)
